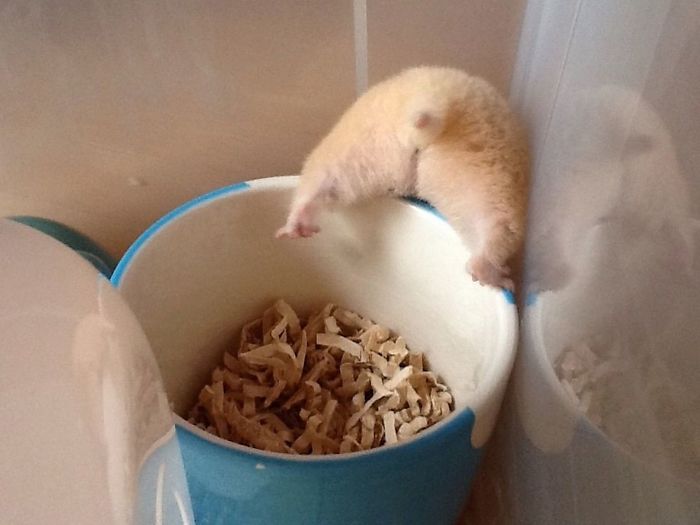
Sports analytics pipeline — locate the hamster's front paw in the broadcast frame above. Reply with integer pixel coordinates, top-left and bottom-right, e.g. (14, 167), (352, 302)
(275, 220), (320, 239)
(276, 201), (322, 240)
(468, 256), (514, 291)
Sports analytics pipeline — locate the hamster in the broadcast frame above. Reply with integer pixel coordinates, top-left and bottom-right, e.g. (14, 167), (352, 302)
(276, 66), (528, 290)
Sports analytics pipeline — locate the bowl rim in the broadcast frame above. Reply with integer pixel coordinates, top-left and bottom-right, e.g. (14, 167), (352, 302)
(111, 175), (519, 460)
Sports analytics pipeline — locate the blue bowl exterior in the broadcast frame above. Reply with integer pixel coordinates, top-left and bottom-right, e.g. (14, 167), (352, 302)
(9, 216), (117, 277)
(176, 408), (480, 525)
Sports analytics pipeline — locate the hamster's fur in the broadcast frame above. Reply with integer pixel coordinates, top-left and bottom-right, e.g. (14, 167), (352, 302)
(277, 66), (528, 290)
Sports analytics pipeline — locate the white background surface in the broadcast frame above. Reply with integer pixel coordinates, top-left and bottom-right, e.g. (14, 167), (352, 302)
(0, 0), (525, 257)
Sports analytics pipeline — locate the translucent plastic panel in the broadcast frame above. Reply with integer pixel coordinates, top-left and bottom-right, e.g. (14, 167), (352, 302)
(471, 1), (700, 523)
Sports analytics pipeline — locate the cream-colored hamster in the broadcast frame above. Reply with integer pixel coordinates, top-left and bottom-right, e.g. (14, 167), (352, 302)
(276, 66), (528, 290)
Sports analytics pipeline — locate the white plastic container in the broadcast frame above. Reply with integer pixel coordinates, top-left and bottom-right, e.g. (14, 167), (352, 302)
(111, 175), (518, 525)
(0, 219), (194, 525)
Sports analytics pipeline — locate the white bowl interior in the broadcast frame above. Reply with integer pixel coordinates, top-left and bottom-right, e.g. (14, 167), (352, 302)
(116, 177), (516, 447)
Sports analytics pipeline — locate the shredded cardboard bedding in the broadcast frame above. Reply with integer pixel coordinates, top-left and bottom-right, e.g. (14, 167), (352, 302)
(187, 299), (454, 454)
(555, 337), (700, 483)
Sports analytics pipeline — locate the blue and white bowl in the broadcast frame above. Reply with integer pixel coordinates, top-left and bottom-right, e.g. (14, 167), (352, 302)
(112, 175), (518, 525)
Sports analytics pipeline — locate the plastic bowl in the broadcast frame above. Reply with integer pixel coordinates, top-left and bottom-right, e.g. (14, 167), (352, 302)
(112, 175), (518, 525)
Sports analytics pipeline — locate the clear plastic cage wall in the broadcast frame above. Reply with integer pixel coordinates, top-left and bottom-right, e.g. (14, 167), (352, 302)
(473, 0), (700, 523)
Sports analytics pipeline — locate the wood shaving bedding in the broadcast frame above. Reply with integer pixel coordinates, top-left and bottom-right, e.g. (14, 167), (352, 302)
(555, 338), (700, 483)
(188, 299), (454, 455)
